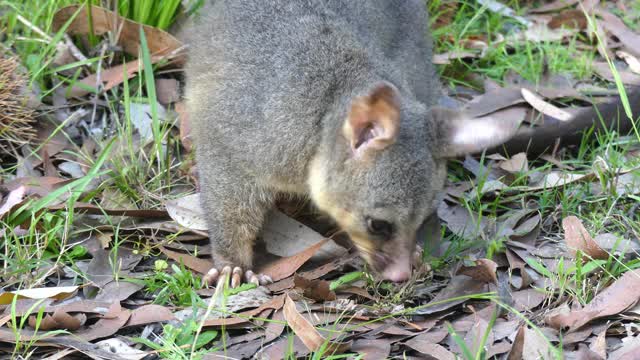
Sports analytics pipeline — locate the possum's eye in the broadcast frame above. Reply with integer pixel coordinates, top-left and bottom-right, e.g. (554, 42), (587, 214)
(366, 217), (394, 239)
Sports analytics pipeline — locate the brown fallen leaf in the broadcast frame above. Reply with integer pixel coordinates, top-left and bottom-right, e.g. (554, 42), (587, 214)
(52, 5), (185, 62)
(28, 309), (85, 331)
(73, 303), (131, 341)
(283, 294), (351, 354)
(174, 101), (192, 152)
(3, 299), (113, 317)
(267, 254), (350, 292)
(259, 239), (329, 282)
(562, 216), (609, 260)
(548, 9), (588, 30)
(125, 304), (175, 327)
(159, 246), (213, 275)
(457, 258), (498, 284)
(66, 55), (168, 98)
(547, 269), (640, 331)
(294, 274), (336, 302)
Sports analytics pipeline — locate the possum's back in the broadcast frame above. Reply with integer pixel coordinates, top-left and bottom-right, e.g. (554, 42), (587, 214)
(184, 1), (435, 174)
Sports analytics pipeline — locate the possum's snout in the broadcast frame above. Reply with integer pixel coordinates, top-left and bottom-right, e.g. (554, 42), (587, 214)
(370, 246), (413, 282)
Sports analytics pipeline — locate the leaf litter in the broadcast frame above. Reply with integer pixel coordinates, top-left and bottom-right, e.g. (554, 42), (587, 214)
(1, 0), (640, 359)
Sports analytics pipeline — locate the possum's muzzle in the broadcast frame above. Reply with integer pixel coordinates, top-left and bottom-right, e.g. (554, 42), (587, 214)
(355, 240), (413, 282)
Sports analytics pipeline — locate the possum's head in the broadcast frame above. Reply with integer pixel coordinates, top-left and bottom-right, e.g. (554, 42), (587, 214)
(309, 83), (520, 282)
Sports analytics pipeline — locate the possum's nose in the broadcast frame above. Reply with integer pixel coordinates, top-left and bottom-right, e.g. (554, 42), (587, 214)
(381, 262), (411, 282)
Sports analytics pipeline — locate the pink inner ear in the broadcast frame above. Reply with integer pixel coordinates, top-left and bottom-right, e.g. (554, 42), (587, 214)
(354, 125), (377, 149)
(353, 124), (386, 157)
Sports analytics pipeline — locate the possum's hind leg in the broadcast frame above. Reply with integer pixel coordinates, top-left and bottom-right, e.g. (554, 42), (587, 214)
(198, 161), (275, 287)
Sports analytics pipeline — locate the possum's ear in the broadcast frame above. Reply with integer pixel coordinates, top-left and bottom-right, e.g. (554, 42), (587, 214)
(430, 107), (521, 158)
(343, 83), (400, 157)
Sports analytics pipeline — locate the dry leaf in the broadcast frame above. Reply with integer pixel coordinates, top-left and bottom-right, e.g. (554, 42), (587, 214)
(508, 326), (554, 360)
(0, 186), (26, 218)
(457, 258), (498, 284)
(547, 269), (640, 331)
(262, 210), (347, 262)
(609, 336), (640, 360)
(464, 317), (494, 356)
(52, 5), (184, 62)
(283, 294), (351, 354)
(155, 78), (180, 105)
(95, 338), (148, 360)
(75, 57), (164, 97)
(48, 202), (168, 218)
(165, 193), (208, 231)
(294, 274), (336, 302)
(413, 275), (489, 315)
(512, 288), (547, 312)
(465, 88), (526, 117)
(592, 61), (640, 86)
(406, 343), (455, 360)
(28, 309), (85, 331)
(548, 9), (588, 30)
(159, 246), (213, 275)
(521, 88), (572, 121)
(617, 51), (640, 74)
(0, 286), (79, 305)
(596, 10), (640, 58)
(351, 339), (392, 360)
(499, 152), (529, 173)
(433, 50), (480, 65)
(562, 216), (609, 260)
(259, 239), (329, 282)
(202, 294), (284, 327)
(73, 303), (131, 341)
(174, 101), (192, 152)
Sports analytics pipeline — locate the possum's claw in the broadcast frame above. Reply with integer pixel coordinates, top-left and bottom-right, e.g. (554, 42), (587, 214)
(203, 266), (272, 288)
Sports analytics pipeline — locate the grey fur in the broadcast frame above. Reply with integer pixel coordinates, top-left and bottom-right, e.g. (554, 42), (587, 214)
(183, 1), (513, 278)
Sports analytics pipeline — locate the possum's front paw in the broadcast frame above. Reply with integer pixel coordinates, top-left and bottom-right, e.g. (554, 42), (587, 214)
(202, 266), (272, 288)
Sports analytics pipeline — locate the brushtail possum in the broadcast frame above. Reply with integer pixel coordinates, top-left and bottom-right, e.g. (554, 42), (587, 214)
(185, 0), (632, 285)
